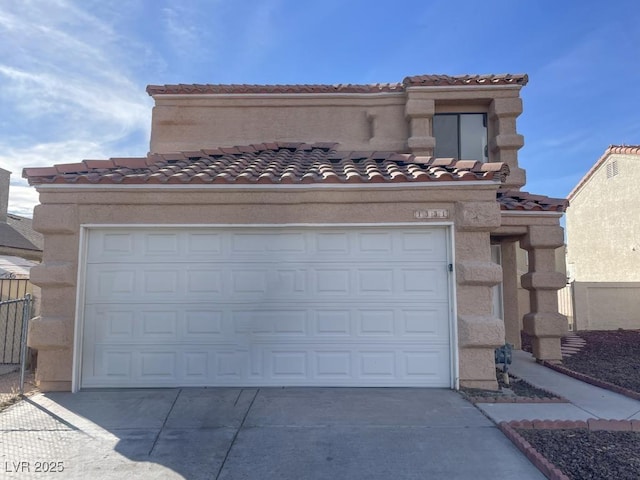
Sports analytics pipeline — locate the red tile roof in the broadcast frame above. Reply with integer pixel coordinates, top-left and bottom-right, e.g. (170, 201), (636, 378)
(403, 74), (528, 87)
(23, 142), (510, 186)
(604, 145), (640, 155)
(498, 190), (568, 212)
(146, 84), (404, 95)
(146, 74), (528, 96)
(568, 145), (640, 200)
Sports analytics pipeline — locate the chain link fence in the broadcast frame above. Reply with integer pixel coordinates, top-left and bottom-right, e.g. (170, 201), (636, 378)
(0, 287), (34, 407)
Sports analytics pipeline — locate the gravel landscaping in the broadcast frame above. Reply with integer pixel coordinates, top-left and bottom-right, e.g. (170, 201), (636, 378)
(561, 330), (640, 394)
(517, 428), (640, 480)
(516, 329), (640, 479)
(460, 368), (564, 402)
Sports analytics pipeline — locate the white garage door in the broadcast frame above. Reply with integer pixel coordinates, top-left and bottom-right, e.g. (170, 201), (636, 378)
(80, 226), (453, 388)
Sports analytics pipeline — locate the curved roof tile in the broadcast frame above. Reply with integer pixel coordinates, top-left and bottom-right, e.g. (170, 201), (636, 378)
(498, 190), (568, 212)
(146, 74), (528, 96)
(24, 143), (510, 186)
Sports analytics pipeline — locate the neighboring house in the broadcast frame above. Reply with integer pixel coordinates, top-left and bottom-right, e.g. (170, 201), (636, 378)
(566, 145), (640, 330)
(0, 168), (41, 300)
(0, 169), (41, 365)
(23, 73), (568, 393)
(0, 168), (43, 262)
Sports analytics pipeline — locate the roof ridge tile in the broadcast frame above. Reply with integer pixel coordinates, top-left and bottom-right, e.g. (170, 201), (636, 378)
(146, 74), (527, 96)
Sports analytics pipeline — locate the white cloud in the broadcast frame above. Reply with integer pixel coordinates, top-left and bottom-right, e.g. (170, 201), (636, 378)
(0, 139), (112, 216)
(0, 1), (155, 214)
(7, 185), (38, 218)
(162, 5), (201, 52)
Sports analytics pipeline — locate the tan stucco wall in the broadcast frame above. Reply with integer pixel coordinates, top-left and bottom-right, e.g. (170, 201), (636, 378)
(149, 86), (526, 188)
(567, 154), (640, 282)
(30, 183), (507, 391)
(573, 281), (640, 330)
(151, 95), (409, 153)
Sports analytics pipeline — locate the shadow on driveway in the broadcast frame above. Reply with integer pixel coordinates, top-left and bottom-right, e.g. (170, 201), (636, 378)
(0, 388), (545, 479)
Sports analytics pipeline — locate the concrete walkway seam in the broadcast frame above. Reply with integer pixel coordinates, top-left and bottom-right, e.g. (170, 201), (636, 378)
(149, 388), (183, 456)
(215, 388), (260, 480)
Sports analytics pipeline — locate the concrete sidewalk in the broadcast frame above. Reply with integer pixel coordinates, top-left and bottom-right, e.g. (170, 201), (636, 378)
(0, 387), (546, 480)
(476, 350), (640, 423)
(3, 351), (636, 479)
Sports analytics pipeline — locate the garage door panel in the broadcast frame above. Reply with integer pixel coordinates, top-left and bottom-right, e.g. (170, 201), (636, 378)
(187, 270), (223, 293)
(357, 269), (394, 293)
(316, 232), (350, 253)
(141, 351), (177, 377)
(83, 344), (451, 388)
(315, 351), (352, 378)
(187, 232), (223, 254)
(101, 350), (133, 378)
(145, 233), (180, 254)
(357, 310), (395, 335)
(314, 310), (351, 335)
(87, 229), (448, 263)
(401, 306), (450, 337)
(358, 232), (393, 252)
(81, 226), (453, 388)
(86, 305), (230, 342)
(232, 310), (308, 335)
(231, 232), (307, 253)
(88, 264), (447, 303)
(184, 311), (224, 336)
(401, 230), (448, 257)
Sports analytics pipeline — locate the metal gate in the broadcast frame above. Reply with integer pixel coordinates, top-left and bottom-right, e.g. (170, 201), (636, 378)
(0, 295), (32, 365)
(0, 294), (32, 395)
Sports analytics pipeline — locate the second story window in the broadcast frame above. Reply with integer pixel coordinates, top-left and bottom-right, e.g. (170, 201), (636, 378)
(433, 113), (488, 162)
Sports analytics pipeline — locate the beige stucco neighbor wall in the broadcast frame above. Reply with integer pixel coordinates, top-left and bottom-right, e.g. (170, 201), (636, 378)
(567, 153), (640, 331)
(572, 282), (640, 330)
(567, 154), (640, 282)
(29, 183), (505, 391)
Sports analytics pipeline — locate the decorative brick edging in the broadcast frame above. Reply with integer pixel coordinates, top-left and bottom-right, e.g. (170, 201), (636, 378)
(506, 418), (640, 431)
(499, 422), (570, 480)
(499, 419), (640, 480)
(539, 360), (640, 402)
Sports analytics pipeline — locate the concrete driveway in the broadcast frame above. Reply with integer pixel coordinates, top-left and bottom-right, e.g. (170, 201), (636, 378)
(0, 388), (544, 479)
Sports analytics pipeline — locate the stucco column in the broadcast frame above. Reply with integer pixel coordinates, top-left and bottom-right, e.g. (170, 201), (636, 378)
(405, 97), (435, 155)
(488, 98), (526, 189)
(28, 204), (80, 391)
(500, 240), (521, 349)
(455, 201), (503, 390)
(521, 225), (567, 361)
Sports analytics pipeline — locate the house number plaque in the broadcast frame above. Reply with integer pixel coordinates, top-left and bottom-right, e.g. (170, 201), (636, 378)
(414, 209), (449, 219)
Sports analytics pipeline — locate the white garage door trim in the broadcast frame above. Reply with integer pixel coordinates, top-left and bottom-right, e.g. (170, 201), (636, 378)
(72, 223), (458, 392)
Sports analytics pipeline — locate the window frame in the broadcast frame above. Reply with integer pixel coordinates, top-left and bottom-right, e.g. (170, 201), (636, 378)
(433, 112), (489, 162)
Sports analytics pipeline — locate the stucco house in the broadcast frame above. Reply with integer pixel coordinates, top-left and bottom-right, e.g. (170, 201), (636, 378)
(0, 168), (42, 302)
(566, 145), (640, 330)
(23, 73), (568, 392)
(0, 168), (43, 262)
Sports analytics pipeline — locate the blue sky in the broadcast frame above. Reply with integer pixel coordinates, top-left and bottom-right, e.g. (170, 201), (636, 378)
(1, 0), (638, 216)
